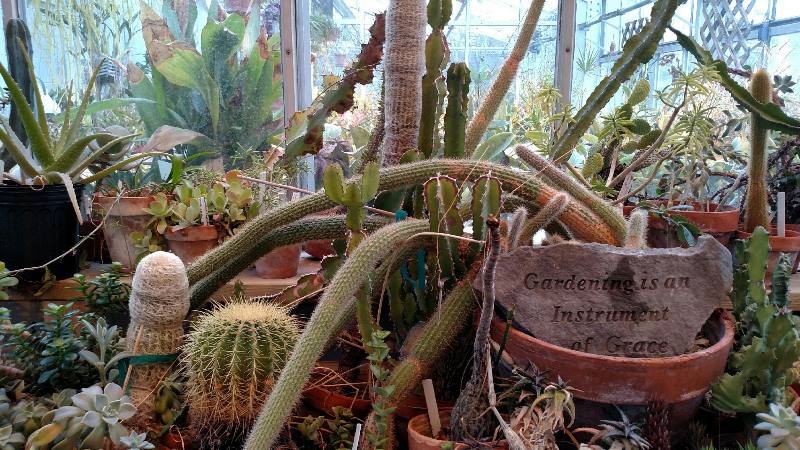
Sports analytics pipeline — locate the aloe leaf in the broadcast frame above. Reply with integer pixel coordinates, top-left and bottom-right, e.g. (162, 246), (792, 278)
(0, 117), (38, 177)
(79, 152), (168, 185)
(60, 63), (102, 155)
(66, 133), (140, 178)
(551, 0), (681, 163)
(19, 41), (50, 144)
(49, 172), (83, 224)
(0, 59), (53, 167)
(50, 133), (114, 173)
(670, 27), (800, 133)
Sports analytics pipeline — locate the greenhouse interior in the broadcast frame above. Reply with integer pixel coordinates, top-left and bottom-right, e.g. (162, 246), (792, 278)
(0, 0), (800, 448)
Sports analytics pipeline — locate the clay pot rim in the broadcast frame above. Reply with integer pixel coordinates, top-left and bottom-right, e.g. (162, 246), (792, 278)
(737, 227), (800, 251)
(493, 310), (734, 365)
(407, 410), (507, 450)
(164, 224), (219, 241)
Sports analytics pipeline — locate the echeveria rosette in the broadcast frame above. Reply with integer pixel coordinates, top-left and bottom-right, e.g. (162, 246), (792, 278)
(755, 403), (800, 449)
(52, 383), (136, 448)
(120, 431), (155, 450)
(0, 424), (24, 450)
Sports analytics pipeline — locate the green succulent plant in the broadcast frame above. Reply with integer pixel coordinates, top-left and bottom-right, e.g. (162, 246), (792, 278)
(0, 424), (23, 450)
(71, 263), (130, 319)
(182, 299), (300, 436)
(588, 407), (651, 450)
(119, 431), (155, 450)
(755, 403), (800, 449)
(0, 263), (18, 301)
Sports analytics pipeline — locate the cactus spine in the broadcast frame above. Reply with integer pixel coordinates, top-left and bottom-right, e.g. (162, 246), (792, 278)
(624, 209), (649, 249)
(126, 251), (189, 414)
(443, 63), (471, 157)
(743, 69), (773, 232)
(418, 0), (452, 158)
(242, 220), (430, 450)
(507, 207), (529, 250)
(188, 159), (626, 296)
(383, 0), (426, 166)
(518, 192), (570, 246)
(464, 0), (546, 156)
(182, 300), (299, 436)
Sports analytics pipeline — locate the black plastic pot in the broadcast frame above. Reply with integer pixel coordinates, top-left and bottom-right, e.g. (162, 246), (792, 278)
(0, 183), (84, 280)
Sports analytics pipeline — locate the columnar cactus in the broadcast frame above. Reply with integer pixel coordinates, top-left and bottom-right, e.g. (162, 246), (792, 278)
(743, 69), (773, 232)
(125, 251), (189, 413)
(624, 209), (649, 249)
(383, 0), (426, 166)
(464, 0), (546, 156)
(418, 0), (452, 158)
(182, 299), (300, 435)
(443, 63), (471, 158)
(424, 174), (466, 280)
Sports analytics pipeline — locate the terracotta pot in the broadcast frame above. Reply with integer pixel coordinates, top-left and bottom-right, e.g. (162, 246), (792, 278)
(305, 385), (454, 420)
(737, 227), (800, 275)
(95, 196), (153, 271)
(490, 310), (734, 430)
(407, 411), (507, 450)
(164, 225), (218, 265)
(254, 244), (301, 278)
(785, 224), (800, 272)
(623, 202), (740, 248)
(304, 239), (336, 259)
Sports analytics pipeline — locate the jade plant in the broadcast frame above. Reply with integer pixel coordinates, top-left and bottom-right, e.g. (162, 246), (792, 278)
(711, 227), (800, 414)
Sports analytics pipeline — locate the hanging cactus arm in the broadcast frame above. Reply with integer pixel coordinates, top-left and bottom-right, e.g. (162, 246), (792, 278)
(550, 0), (681, 163)
(464, 0), (546, 156)
(670, 27), (800, 134)
(188, 215), (391, 309)
(242, 220), (430, 450)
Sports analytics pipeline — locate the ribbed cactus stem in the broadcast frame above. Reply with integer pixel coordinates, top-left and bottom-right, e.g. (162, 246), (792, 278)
(183, 300), (299, 434)
(518, 192), (570, 246)
(188, 159), (626, 294)
(242, 220), (430, 450)
(418, 0), (451, 158)
(383, 0), (426, 166)
(624, 209), (649, 249)
(464, 0), (546, 156)
(443, 63), (471, 157)
(743, 69), (773, 232)
(126, 251), (189, 415)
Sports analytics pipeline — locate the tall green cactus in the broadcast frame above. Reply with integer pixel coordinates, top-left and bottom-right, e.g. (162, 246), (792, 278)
(470, 174), (502, 252)
(550, 0), (681, 163)
(418, 0), (452, 158)
(323, 161), (380, 251)
(711, 227), (800, 414)
(443, 63), (471, 158)
(4, 19), (34, 147)
(285, 14), (385, 158)
(463, 0), (546, 156)
(182, 300), (300, 436)
(424, 175), (466, 281)
(670, 27), (800, 134)
(242, 220), (429, 450)
(743, 70), (773, 232)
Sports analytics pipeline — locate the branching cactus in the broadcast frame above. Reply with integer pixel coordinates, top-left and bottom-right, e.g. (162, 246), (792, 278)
(125, 251), (189, 414)
(182, 299), (300, 438)
(418, 0), (452, 158)
(624, 209), (649, 249)
(424, 174), (466, 280)
(743, 69), (773, 232)
(323, 161), (380, 251)
(383, 0), (426, 166)
(443, 63), (471, 158)
(464, 0), (546, 156)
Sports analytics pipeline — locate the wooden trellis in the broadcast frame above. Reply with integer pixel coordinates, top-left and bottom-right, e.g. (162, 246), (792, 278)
(699, 0), (757, 69)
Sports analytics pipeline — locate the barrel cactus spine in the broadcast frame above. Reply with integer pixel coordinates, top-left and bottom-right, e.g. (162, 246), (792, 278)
(182, 299), (300, 438)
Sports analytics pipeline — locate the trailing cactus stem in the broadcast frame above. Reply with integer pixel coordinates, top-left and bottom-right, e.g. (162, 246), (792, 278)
(464, 0), (545, 156)
(507, 207), (529, 249)
(189, 215), (390, 309)
(189, 159), (626, 292)
(743, 69), (773, 232)
(624, 209), (649, 249)
(243, 220), (429, 450)
(519, 192), (569, 246)
(383, 0), (426, 166)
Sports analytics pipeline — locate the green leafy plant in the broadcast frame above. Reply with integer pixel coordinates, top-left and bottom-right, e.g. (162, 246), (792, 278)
(77, 317), (128, 386)
(583, 406), (651, 450)
(119, 431), (155, 450)
(364, 329), (395, 450)
(71, 262), (130, 318)
(0, 263), (18, 301)
(711, 227), (800, 414)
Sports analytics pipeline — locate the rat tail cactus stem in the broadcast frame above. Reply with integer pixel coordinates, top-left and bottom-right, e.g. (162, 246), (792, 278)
(383, 0), (426, 166)
(624, 209), (649, 249)
(464, 0), (546, 156)
(518, 192), (570, 246)
(743, 69), (773, 232)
